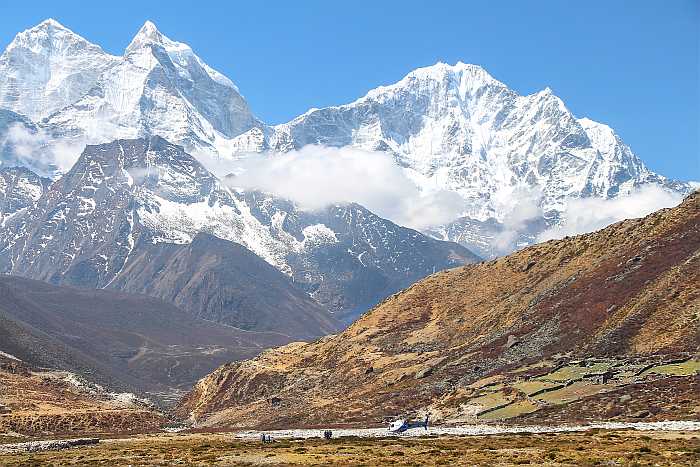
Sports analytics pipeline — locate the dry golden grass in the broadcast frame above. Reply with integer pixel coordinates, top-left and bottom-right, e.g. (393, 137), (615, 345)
(0, 365), (163, 437)
(1, 430), (699, 466)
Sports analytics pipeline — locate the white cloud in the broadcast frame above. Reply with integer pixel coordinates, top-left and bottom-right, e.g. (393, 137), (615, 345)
(4, 124), (42, 158)
(537, 184), (686, 242)
(491, 186), (544, 253)
(1, 123), (84, 174)
(1, 121), (124, 176)
(214, 145), (466, 230)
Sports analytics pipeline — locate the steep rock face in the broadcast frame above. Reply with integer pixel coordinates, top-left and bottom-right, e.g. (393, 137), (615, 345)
(0, 136), (299, 286)
(241, 191), (477, 322)
(0, 136), (338, 337)
(0, 136), (473, 326)
(179, 192), (699, 428)
(110, 233), (340, 338)
(0, 136), (229, 287)
(0, 166), (49, 223)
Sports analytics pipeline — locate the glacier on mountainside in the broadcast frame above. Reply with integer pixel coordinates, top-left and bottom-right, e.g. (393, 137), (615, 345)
(230, 62), (691, 254)
(0, 20), (692, 257)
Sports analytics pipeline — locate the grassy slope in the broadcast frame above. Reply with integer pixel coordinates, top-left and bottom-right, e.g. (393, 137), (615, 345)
(180, 192), (699, 428)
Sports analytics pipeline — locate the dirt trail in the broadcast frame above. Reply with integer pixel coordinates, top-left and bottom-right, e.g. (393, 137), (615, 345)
(233, 420), (700, 440)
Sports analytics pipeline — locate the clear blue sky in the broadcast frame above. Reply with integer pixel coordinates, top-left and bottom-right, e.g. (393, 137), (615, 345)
(1, 1), (698, 181)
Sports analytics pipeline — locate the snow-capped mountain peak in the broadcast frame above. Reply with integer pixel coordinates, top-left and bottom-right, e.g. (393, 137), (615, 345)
(6, 18), (93, 53)
(407, 61), (501, 85)
(124, 20), (238, 91)
(125, 20), (164, 51)
(125, 20), (183, 55)
(0, 19), (117, 121)
(0, 21), (691, 261)
(34, 18), (63, 28)
(0, 19), (259, 173)
(361, 61), (509, 106)
(253, 59), (690, 256)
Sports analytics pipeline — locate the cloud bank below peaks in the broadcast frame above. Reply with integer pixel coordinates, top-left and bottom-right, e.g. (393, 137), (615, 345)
(216, 145), (466, 230)
(538, 184), (686, 242)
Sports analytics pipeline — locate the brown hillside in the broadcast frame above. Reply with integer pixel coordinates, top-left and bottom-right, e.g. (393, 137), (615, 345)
(0, 355), (163, 439)
(0, 275), (291, 398)
(179, 192), (700, 428)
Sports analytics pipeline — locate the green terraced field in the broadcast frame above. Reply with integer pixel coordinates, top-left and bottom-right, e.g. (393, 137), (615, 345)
(467, 391), (514, 413)
(478, 399), (539, 420)
(642, 359), (700, 377)
(513, 380), (563, 396)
